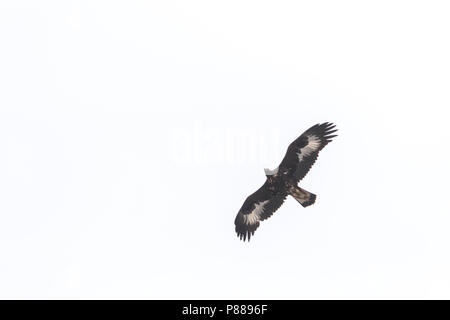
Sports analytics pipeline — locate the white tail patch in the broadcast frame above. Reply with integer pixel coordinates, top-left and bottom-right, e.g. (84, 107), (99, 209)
(289, 185), (316, 207)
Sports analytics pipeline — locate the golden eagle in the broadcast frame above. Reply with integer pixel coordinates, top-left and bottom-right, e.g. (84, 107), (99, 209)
(234, 122), (338, 241)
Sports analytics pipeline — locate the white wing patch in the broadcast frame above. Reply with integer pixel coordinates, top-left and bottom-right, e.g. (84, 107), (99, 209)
(243, 200), (269, 226)
(297, 135), (321, 162)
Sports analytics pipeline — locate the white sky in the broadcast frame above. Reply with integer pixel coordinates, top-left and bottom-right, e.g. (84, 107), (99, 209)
(1, 1), (450, 299)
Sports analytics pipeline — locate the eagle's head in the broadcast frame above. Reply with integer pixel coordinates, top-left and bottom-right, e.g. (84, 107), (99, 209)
(264, 167), (278, 177)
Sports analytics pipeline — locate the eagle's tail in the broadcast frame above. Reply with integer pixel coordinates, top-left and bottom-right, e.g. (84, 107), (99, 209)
(288, 185), (316, 207)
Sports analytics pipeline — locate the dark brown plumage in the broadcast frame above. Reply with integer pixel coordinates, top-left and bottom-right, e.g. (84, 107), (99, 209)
(234, 122), (337, 241)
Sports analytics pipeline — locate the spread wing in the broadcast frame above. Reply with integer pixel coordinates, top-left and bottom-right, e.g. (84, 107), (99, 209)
(279, 122), (337, 183)
(234, 182), (287, 242)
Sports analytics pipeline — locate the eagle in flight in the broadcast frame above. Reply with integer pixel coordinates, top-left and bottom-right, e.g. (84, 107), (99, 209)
(234, 122), (337, 241)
